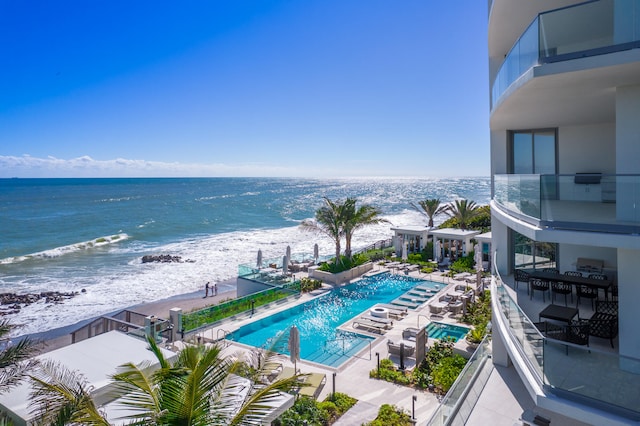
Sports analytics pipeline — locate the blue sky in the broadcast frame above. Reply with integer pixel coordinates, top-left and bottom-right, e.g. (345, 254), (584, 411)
(0, 1), (489, 178)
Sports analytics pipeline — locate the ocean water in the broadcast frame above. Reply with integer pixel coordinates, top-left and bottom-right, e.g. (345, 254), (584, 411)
(0, 177), (490, 336)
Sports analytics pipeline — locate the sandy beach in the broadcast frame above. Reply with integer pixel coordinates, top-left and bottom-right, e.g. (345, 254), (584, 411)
(28, 278), (238, 354)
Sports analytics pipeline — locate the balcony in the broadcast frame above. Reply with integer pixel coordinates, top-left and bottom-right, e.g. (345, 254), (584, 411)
(491, 0), (640, 109)
(494, 174), (640, 234)
(492, 269), (640, 421)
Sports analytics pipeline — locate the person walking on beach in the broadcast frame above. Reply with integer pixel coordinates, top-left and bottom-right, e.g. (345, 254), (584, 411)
(204, 282), (210, 298)
(213, 283), (218, 296)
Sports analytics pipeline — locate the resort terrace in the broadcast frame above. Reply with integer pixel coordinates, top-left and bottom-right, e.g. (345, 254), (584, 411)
(176, 261), (496, 425)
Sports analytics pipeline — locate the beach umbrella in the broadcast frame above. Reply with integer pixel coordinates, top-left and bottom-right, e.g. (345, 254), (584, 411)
(313, 243), (319, 263)
(435, 240), (442, 262)
(288, 325), (300, 373)
(286, 245), (291, 261)
(282, 255), (289, 274)
(257, 249), (263, 268)
(402, 240), (408, 262)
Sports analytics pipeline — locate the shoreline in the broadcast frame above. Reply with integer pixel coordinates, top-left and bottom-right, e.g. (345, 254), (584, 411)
(23, 278), (238, 354)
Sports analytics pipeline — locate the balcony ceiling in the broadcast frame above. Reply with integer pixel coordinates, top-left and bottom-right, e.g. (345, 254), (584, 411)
(488, 0), (583, 59)
(490, 50), (640, 130)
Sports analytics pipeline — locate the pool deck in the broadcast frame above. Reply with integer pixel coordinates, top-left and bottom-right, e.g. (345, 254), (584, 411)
(190, 265), (485, 425)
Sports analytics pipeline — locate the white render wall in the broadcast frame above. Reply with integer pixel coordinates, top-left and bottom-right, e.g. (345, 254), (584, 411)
(558, 123), (616, 174)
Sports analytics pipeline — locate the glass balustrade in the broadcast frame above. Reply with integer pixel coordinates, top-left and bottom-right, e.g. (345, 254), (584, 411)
(491, 0), (640, 108)
(494, 174), (640, 233)
(493, 266), (640, 418)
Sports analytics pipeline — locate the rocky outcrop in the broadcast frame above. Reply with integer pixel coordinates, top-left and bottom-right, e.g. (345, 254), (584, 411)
(0, 290), (80, 316)
(141, 254), (195, 263)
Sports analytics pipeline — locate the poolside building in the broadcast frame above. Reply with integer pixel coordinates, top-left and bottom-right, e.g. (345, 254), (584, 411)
(483, 0), (640, 424)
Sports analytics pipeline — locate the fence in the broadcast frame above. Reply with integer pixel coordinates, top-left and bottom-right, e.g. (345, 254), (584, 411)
(181, 283), (300, 333)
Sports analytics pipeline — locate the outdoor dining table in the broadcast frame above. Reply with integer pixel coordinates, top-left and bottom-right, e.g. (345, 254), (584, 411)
(528, 270), (613, 300)
(539, 304), (579, 324)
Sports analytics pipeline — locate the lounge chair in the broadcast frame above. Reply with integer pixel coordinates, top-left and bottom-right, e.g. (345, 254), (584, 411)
(390, 299), (420, 309)
(353, 318), (388, 334)
(297, 373), (326, 399)
(360, 314), (393, 326)
(376, 303), (408, 314)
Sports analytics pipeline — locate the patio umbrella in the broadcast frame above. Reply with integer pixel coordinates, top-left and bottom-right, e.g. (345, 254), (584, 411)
(313, 243), (319, 263)
(475, 245), (483, 290)
(402, 241), (408, 262)
(289, 325), (300, 373)
(286, 245), (291, 261)
(257, 249), (263, 268)
(282, 255), (289, 274)
(435, 240), (442, 262)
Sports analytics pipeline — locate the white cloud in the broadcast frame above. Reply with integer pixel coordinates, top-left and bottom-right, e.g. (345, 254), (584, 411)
(0, 155), (343, 178)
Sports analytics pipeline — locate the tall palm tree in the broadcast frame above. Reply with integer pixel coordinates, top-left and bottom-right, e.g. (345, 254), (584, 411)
(342, 198), (389, 260)
(300, 197), (347, 265)
(29, 336), (301, 425)
(444, 199), (480, 230)
(0, 319), (39, 394)
(410, 198), (448, 228)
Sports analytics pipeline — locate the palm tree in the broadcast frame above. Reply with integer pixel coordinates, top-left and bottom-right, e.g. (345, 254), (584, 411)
(410, 198), (448, 228)
(444, 199), (480, 230)
(342, 198), (389, 260)
(29, 360), (111, 426)
(0, 319), (39, 394)
(300, 197), (347, 265)
(29, 337), (302, 425)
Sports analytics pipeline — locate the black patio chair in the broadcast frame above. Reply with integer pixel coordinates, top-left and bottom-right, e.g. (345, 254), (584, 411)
(576, 285), (598, 310)
(551, 281), (572, 306)
(514, 269), (530, 294)
(588, 273), (609, 300)
(542, 268), (559, 274)
(587, 300), (618, 348)
(529, 278), (550, 302)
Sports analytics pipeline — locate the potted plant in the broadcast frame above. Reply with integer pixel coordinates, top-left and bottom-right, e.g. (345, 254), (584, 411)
(466, 322), (486, 348)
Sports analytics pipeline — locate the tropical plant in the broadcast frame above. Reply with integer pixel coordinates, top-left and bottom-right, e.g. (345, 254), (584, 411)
(431, 354), (467, 392)
(0, 319), (39, 395)
(411, 198), (448, 228)
(365, 404), (412, 426)
(28, 336), (302, 425)
(29, 360), (111, 426)
(300, 197), (348, 266)
(443, 199), (481, 230)
(341, 198), (388, 260)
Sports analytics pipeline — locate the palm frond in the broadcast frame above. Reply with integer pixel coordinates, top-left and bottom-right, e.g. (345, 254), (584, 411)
(29, 360), (110, 426)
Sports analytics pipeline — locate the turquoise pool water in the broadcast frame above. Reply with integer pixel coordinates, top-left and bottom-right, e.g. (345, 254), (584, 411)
(425, 322), (471, 342)
(229, 273), (441, 367)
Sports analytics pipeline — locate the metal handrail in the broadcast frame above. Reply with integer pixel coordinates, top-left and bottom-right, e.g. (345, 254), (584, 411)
(323, 337), (372, 361)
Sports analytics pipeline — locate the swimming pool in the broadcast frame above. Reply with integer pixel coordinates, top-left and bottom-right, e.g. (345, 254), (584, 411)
(229, 273), (441, 367)
(425, 322), (471, 342)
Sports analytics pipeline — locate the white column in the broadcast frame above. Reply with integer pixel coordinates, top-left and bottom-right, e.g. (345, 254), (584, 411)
(170, 308), (183, 342)
(617, 248), (640, 360)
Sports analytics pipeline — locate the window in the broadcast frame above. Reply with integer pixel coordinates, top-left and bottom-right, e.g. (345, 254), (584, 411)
(512, 230), (557, 270)
(510, 130), (557, 174)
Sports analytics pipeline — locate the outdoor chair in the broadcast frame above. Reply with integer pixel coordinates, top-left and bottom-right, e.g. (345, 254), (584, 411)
(588, 273), (609, 300)
(576, 285), (598, 310)
(542, 268), (559, 274)
(565, 320), (590, 348)
(588, 312), (618, 348)
(529, 278), (550, 302)
(564, 270), (582, 278)
(611, 283), (618, 301)
(514, 269), (530, 294)
(551, 281), (573, 306)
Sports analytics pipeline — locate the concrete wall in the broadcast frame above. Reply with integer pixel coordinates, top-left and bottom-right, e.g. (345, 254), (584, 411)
(308, 262), (373, 285)
(557, 243), (617, 274)
(617, 247), (640, 360)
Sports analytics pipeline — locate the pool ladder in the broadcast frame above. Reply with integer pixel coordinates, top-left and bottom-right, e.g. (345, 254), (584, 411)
(216, 329), (232, 347)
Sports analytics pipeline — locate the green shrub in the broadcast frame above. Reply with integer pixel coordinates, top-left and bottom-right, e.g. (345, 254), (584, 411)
(330, 392), (357, 413)
(318, 254), (369, 273)
(432, 354), (467, 392)
(275, 396), (328, 426)
(299, 277), (322, 292)
(365, 404), (412, 426)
